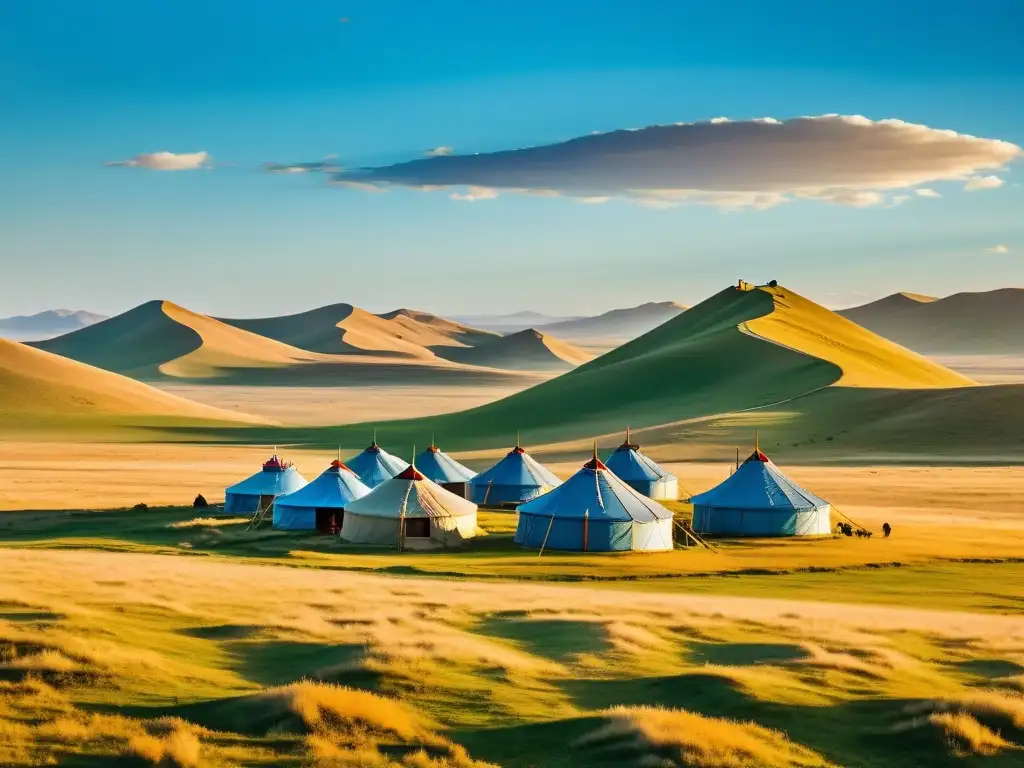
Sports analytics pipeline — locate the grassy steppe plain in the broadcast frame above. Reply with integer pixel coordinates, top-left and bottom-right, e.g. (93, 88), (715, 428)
(1, 459), (1023, 767)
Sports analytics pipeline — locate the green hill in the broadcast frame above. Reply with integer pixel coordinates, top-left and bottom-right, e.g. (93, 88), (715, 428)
(231, 283), (975, 452)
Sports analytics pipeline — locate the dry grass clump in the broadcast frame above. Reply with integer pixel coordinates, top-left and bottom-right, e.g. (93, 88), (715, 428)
(578, 706), (833, 767)
(927, 690), (1024, 730)
(7, 649), (83, 672)
(928, 712), (1010, 756)
(305, 735), (496, 767)
(274, 681), (427, 741)
(125, 723), (202, 766)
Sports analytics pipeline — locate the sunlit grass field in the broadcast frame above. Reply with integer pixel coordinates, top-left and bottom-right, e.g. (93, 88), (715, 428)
(1, 501), (1023, 766)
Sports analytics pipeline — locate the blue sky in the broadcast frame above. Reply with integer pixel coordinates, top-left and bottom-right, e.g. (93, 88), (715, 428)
(1, 0), (1022, 318)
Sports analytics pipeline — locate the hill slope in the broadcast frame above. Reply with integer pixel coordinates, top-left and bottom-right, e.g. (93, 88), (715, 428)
(257, 283), (974, 450)
(537, 301), (687, 342)
(34, 300), (317, 379)
(222, 305), (498, 358)
(0, 339), (260, 434)
(839, 288), (1024, 354)
(437, 329), (593, 371)
(747, 286), (972, 388)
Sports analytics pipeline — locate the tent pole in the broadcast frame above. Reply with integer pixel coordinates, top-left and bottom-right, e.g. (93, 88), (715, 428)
(583, 509), (589, 552)
(538, 515), (555, 557)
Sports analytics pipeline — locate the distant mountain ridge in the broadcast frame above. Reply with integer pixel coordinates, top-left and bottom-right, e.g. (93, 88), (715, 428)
(839, 288), (1024, 354)
(537, 301), (687, 341)
(0, 309), (107, 341)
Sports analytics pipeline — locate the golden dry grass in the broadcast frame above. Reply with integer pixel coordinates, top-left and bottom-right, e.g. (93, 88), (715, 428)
(927, 712), (1010, 756)
(0, 546), (1022, 765)
(273, 681), (427, 740)
(580, 705), (834, 767)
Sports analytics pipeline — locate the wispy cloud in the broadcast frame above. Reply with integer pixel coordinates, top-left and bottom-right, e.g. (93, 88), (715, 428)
(450, 185), (499, 202)
(264, 159), (341, 174)
(986, 244), (1010, 254)
(302, 115), (1020, 209)
(105, 151), (210, 171)
(964, 175), (1004, 191)
(426, 146), (454, 157)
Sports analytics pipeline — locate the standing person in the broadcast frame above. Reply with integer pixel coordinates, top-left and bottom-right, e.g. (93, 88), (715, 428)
(882, 522), (892, 538)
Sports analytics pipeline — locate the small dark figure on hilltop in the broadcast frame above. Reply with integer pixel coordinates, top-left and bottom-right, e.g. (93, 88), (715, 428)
(193, 494), (209, 509)
(882, 522), (891, 538)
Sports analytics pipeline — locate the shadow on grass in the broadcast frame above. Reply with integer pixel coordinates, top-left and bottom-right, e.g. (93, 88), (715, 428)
(685, 641), (807, 667)
(477, 616), (611, 663)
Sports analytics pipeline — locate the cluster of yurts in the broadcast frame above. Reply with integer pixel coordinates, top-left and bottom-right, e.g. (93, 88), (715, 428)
(223, 429), (833, 552)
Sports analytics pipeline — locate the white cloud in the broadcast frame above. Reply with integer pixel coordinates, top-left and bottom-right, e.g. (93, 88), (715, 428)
(710, 117), (730, 124)
(986, 244), (1010, 254)
(449, 185), (499, 201)
(426, 146), (454, 157)
(964, 175), (1004, 191)
(325, 115), (1021, 209)
(105, 151), (210, 171)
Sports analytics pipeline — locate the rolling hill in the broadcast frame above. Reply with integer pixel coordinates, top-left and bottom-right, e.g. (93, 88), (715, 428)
(536, 301), (687, 342)
(32, 301), (544, 386)
(245, 283), (975, 451)
(221, 305), (498, 358)
(34, 300), (318, 379)
(839, 288), (1024, 354)
(0, 339), (261, 435)
(0, 309), (107, 341)
(437, 329), (593, 371)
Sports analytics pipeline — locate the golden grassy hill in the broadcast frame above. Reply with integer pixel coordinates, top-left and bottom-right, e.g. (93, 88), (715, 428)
(839, 288), (1024, 354)
(252, 282), (978, 451)
(437, 329), (594, 371)
(747, 285), (973, 388)
(222, 304), (498, 358)
(0, 339), (261, 435)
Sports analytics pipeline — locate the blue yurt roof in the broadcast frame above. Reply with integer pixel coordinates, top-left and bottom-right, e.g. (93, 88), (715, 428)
(605, 438), (675, 483)
(415, 445), (476, 483)
(690, 450), (828, 511)
(344, 442), (409, 488)
(226, 455), (307, 496)
(274, 461), (370, 509)
(473, 445), (561, 489)
(518, 456), (671, 522)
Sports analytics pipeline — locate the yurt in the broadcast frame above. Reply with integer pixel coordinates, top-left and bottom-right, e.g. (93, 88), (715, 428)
(345, 436), (409, 489)
(272, 460), (371, 532)
(690, 444), (831, 536)
(224, 453), (308, 514)
(469, 438), (562, 507)
(515, 451), (673, 552)
(341, 464), (479, 550)
(414, 442), (476, 498)
(604, 428), (678, 500)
